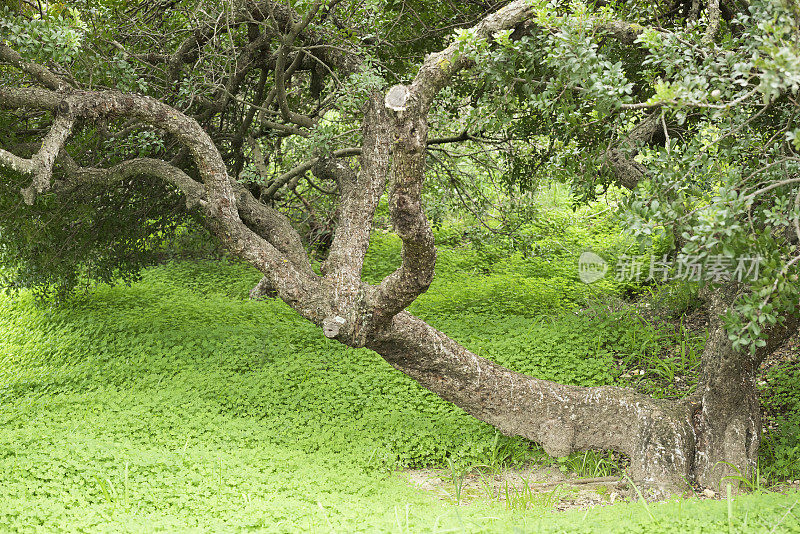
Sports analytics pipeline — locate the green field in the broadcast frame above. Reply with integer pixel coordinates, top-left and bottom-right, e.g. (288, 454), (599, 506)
(1, 228), (799, 532)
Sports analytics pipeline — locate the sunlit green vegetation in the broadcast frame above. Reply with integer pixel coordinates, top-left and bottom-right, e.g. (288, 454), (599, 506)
(1, 194), (799, 532)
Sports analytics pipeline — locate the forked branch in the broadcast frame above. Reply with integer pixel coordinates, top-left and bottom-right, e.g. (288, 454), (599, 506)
(0, 112), (76, 205)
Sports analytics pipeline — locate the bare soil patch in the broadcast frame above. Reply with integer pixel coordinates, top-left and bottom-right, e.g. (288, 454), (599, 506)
(403, 465), (633, 512)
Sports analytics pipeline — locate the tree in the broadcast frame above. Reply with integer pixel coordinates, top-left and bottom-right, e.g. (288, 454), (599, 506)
(1, 0), (800, 493)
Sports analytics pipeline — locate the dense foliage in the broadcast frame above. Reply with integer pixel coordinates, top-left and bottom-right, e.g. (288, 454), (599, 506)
(1, 207), (799, 531)
(2, 0), (800, 351)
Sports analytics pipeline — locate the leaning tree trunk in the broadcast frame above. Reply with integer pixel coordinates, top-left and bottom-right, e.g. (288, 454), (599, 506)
(363, 288), (797, 495)
(365, 310), (697, 494)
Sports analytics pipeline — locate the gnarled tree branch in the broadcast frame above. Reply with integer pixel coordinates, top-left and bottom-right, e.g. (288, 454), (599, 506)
(373, 0), (537, 318)
(0, 43), (71, 91)
(604, 111), (661, 189)
(0, 84), (322, 318)
(0, 111), (76, 204)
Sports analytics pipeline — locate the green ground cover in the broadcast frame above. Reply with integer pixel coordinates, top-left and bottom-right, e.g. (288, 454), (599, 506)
(1, 219), (799, 532)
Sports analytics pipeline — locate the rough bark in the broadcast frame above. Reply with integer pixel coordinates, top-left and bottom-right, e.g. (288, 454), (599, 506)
(0, 43), (70, 90)
(691, 285), (760, 490)
(366, 311), (696, 493)
(318, 94), (392, 346)
(605, 111), (661, 190)
(371, 0), (538, 321)
(692, 285), (800, 490)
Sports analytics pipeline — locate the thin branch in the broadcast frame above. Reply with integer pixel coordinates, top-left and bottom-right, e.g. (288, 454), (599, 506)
(274, 46), (315, 128)
(261, 147), (360, 198)
(742, 163), (800, 199)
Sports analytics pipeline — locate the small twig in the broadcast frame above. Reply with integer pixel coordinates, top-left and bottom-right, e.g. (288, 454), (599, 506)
(530, 476), (624, 489)
(769, 499), (799, 534)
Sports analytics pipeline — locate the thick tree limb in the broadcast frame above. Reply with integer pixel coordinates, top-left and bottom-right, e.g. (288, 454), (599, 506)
(599, 20), (647, 45)
(320, 94), (391, 345)
(52, 150), (313, 274)
(56, 156), (207, 209)
(0, 84), (322, 316)
(408, 1), (535, 114)
(0, 86), (63, 110)
(704, 0), (722, 43)
(0, 43), (70, 91)
(691, 284), (800, 489)
(373, 0), (537, 318)
(0, 147), (31, 176)
(604, 111), (661, 189)
(234, 182), (313, 269)
(367, 311), (695, 491)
